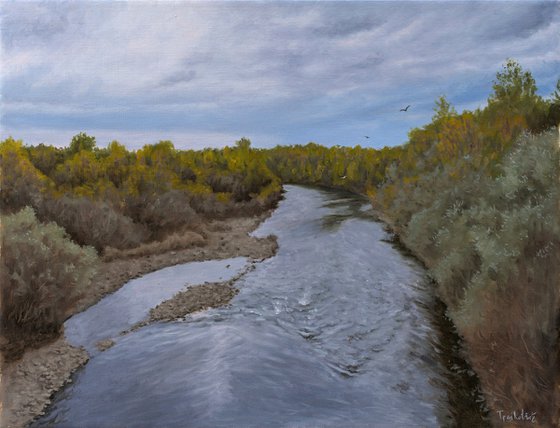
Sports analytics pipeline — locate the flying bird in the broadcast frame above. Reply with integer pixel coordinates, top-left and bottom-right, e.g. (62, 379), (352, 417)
(400, 105), (411, 112)
(364, 136), (370, 139)
(341, 175), (347, 179)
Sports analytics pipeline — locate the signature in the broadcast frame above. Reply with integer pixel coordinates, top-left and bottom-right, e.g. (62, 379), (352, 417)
(497, 409), (537, 424)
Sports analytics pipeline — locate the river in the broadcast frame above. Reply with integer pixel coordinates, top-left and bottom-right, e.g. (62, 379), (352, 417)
(35, 185), (488, 427)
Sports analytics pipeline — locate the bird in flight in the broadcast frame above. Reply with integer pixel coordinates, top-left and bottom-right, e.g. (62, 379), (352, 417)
(364, 136), (370, 139)
(400, 105), (411, 112)
(341, 175), (347, 179)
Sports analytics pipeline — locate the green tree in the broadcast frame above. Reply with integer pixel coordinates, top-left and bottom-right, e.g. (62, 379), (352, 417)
(552, 79), (560, 103)
(547, 79), (560, 127)
(432, 95), (457, 123)
(68, 132), (97, 155)
(489, 58), (538, 108)
(235, 138), (252, 151)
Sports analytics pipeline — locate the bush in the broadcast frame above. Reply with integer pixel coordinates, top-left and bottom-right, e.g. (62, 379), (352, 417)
(397, 129), (559, 424)
(40, 196), (149, 251)
(456, 130), (559, 327)
(124, 190), (201, 237)
(1, 207), (98, 337)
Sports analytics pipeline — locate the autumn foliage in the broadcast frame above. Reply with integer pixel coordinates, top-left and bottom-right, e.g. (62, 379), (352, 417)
(0, 136), (282, 354)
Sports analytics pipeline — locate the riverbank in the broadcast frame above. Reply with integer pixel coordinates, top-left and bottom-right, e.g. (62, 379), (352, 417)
(0, 212), (278, 428)
(371, 202), (559, 427)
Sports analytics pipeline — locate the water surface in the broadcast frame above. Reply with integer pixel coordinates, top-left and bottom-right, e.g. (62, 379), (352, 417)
(65, 258), (248, 354)
(37, 185), (487, 427)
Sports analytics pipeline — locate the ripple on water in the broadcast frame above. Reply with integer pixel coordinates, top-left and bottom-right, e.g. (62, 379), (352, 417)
(64, 257), (248, 354)
(36, 185), (487, 427)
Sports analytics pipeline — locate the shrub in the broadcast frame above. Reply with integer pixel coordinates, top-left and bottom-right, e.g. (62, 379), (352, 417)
(124, 190), (200, 237)
(40, 196), (149, 251)
(1, 207), (98, 337)
(397, 129), (559, 424)
(188, 191), (230, 218)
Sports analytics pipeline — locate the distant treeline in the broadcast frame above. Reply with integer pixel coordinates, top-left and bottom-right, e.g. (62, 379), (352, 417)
(1, 60), (559, 423)
(1, 136), (282, 249)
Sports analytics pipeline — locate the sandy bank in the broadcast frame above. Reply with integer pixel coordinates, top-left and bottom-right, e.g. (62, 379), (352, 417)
(1, 212), (277, 428)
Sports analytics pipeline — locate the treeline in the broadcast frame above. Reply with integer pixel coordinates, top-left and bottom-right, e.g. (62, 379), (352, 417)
(265, 142), (403, 195)
(2, 136), (281, 249)
(0, 136), (281, 356)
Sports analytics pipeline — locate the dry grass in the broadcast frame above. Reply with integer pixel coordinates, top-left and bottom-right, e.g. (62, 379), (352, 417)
(462, 244), (560, 427)
(103, 230), (206, 261)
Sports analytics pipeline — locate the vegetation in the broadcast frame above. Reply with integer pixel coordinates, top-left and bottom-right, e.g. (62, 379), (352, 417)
(265, 142), (402, 195)
(1, 207), (98, 360)
(370, 61), (560, 425)
(1, 136), (281, 243)
(0, 136), (282, 358)
(397, 131), (559, 423)
(0, 59), (558, 422)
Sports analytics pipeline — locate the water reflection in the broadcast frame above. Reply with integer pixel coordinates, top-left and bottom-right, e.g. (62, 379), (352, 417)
(36, 185), (488, 427)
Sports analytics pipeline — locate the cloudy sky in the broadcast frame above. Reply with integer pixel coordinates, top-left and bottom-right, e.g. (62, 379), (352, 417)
(1, 1), (559, 150)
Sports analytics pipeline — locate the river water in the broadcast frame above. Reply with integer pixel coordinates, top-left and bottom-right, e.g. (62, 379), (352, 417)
(35, 185), (488, 427)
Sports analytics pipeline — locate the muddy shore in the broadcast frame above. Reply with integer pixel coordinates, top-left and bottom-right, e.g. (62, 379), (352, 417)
(0, 212), (278, 428)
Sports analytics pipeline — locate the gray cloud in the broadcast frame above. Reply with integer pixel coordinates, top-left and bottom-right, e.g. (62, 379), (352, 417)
(1, 1), (559, 148)
(311, 14), (385, 38)
(476, 1), (559, 41)
(160, 70), (197, 87)
(1, 2), (80, 47)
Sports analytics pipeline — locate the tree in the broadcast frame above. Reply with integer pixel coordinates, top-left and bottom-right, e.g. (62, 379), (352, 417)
(235, 138), (252, 151)
(104, 141), (130, 187)
(432, 95), (457, 123)
(0, 137), (51, 211)
(68, 132), (97, 155)
(484, 59), (545, 141)
(547, 79), (560, 127)
(488, 59), (538, 109)
(28, 144), (65, 177)
(552, 79), (560, 103)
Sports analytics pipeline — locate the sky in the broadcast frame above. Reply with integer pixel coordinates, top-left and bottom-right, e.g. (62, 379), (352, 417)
(1, 1), (559, 150)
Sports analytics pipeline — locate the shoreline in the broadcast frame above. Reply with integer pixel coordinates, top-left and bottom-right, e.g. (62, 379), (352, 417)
(371, 205), (559, 427)
(0, 211), (278, 428)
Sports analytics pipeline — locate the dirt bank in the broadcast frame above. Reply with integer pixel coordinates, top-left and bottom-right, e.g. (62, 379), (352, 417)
(77, 213), (278, 314)
(0, 212), (278, 428)
(0, 339), (88, 428)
